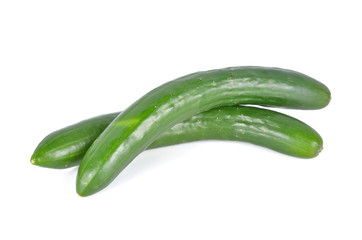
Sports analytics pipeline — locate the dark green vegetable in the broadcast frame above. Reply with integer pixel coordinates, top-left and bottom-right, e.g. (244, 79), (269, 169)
(77, 66), (331, 196)
(31, 106), (323, 169)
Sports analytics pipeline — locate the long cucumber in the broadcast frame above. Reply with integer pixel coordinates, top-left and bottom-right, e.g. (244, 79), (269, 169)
(76, 66), (331, 196)
(31, 106), (323, 169)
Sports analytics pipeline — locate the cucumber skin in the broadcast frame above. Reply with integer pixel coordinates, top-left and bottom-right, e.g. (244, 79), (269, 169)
(31, 106), (323, 169)
(77, 66), (331, 196)
(149, 106), (323, 159)
(31, 113), (119, 169)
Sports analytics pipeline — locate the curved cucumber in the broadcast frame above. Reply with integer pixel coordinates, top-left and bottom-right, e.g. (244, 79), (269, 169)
(31, 106), (323, 169)
(77, 66), (331, 196)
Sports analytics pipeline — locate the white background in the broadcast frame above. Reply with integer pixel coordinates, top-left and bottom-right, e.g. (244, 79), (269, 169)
(1, 0), (361, 239)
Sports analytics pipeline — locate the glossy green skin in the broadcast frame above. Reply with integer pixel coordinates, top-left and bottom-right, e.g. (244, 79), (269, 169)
(149, 106), (323, 159)
(77, 66), (331, 196)
(31, 106), (322, 169)
(31, 113), (119, 169)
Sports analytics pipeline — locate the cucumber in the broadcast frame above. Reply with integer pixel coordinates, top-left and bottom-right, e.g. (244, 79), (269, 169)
(31, 106), (323, 169)
(77, 66), (331, 196)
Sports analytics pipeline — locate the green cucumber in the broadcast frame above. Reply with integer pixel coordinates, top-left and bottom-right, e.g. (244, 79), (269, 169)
(77, 66), (331, 196)
(31, 106), (323, 169)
